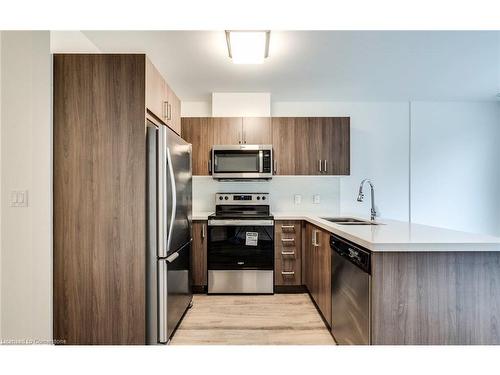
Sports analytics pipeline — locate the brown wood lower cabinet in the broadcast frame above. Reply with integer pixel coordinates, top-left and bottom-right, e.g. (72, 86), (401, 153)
(191, 221), (208, 287)
(303, 222), (331, 326)
(274, 221), (302, 286)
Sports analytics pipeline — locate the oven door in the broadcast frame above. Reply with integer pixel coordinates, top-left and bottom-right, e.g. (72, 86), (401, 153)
(207, 219), (274, 293)
(212, 145), (272, 179)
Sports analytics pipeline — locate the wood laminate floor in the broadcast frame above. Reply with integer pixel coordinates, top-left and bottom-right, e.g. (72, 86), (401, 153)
(170, 293), (335, 345)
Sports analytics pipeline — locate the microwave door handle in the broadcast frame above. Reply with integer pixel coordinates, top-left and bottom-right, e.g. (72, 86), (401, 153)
(166, 147), (176, 254)
(259, 150), (264, 173)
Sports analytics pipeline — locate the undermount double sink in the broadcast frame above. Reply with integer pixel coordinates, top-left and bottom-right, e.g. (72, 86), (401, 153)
(321, 217), (383, 225)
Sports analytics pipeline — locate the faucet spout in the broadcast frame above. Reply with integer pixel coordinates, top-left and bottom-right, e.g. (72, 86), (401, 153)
(357, 179), (377, 221)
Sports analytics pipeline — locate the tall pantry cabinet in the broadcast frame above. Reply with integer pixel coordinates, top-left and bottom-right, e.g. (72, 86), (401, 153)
(53, 54), (181, 344)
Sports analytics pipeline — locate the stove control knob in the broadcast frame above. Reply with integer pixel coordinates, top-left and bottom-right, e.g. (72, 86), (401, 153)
(219, 196), (223, 200)
(262, 196), (266, 200)
(256, 196), (260, 200)
(224, 196), (229, 200)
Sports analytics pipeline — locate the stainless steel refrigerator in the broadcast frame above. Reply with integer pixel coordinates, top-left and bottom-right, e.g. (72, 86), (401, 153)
(146, 120), (193, 344)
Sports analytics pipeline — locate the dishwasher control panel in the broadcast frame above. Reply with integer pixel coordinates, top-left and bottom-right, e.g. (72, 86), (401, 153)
(330, 235), (371, 273)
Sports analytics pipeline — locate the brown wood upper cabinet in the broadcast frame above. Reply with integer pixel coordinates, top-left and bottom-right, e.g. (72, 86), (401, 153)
(272, 117), (350, 175)
(145, 57), (181, 135)
(181, 118), (214, 175)
(211, 117), (271, 145)
(304, 223), (332, 325)
(182, 116), (349, 176)
(242, 117), (272, 144)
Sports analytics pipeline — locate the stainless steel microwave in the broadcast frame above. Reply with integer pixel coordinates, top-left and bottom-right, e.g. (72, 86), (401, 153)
(211, 145), (273, 179)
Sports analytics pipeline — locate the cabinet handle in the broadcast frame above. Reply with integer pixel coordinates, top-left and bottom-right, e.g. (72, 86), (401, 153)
(312, 230), (316, 246)
(281, 225), (295, 230)
(201, 224), (206, 239)
(273, 160), (277, 174)
(238, 130), (242, 144)
(242, 128), (246, 144)
(312, 230), (319, 247)
(208, 160), (212, 174)
(318, 160), (322, 172)
(162, 101), (168, 121)
(281, 251), (295, 256)
(323, 160), (328, 173)
(168, 103), (172, 120)
(281, 271), (295, 276)
(281, 238), (295, 242)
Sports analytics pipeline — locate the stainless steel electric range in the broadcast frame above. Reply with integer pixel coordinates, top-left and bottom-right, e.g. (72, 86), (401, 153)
(207, 193), (274, 294)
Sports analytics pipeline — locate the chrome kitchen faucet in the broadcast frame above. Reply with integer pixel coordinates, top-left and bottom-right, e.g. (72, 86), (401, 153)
(357, 179), (377, 221)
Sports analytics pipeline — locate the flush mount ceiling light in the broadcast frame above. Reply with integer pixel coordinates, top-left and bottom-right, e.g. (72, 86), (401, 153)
(225, 30), (270, 64)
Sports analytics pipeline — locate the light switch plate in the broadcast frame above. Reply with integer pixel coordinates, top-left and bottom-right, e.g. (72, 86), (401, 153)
(313, 194), (320, 204)
(294, 194), (302, 205)
(9, 190), (28, 207)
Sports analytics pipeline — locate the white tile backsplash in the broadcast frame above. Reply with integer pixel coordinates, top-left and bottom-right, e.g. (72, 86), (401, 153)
(193, 176), (341, 215)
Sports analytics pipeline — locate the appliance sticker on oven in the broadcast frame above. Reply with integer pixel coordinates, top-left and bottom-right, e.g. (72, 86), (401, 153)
(245, 232), (258, 246)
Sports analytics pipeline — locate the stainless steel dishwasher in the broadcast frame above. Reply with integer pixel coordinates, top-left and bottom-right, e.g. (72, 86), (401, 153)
(330, 234), (371, 345)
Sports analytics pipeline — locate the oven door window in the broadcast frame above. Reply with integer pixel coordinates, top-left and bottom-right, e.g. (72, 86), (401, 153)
(208, 225), (274, 270)
(213, 150), (259, 173)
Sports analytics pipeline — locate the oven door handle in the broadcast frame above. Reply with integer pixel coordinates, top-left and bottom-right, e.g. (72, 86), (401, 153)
(208, 219), (274, 226)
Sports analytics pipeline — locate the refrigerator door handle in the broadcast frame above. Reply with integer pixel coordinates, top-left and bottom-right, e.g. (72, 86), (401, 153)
(158, 260), (167, 343)
(166, 146), (177, 254)
(158, 126), (166, 258)
(166, 251), (179, 263)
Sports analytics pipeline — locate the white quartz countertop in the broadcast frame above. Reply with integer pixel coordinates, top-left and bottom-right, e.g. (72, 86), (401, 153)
(193, 211), (500, 252)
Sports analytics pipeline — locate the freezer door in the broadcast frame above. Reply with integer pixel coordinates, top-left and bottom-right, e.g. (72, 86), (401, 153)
(166, 242), (192, 340)
(164, 126), (192, 254)
(158, 242), (192, 344)
(158, 259), (168, 343)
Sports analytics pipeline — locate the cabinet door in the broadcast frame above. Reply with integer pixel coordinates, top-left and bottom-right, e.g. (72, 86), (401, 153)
(242, 117), (272, 144)
(271, 118), (297, 175)
(166, 83), (181, 135)
(322, 117), (350, 175)
(145, 58), (167, 122)
(191, 221), (208, 286)
(316, 228), (332, 324)
(294, 118), (323, 175)
(213, 117), (243, 145)
(181, 118), (214, 176)
(304, 223), (315, 297)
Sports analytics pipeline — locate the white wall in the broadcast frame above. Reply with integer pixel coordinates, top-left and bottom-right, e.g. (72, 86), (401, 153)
(212, 93), (271, 117)
(193, 176), (340, 215)
(411, 102), (500, 236)
(50, 31), (100, 53)
(0, 31), (52, 342)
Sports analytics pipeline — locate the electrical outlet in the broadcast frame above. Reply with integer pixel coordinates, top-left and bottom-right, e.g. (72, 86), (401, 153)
(9, 190), (28, 207)
(294, 194), (302, 205)
(313, 194), (320, 204)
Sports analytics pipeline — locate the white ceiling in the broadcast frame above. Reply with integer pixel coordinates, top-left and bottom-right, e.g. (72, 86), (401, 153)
(82, 31), (500, 102)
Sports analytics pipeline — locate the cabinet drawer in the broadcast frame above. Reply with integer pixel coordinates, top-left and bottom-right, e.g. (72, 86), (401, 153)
(274, 220), (302, 286)
(279, 224), (297, 234)
(275, 257), (300, 285)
